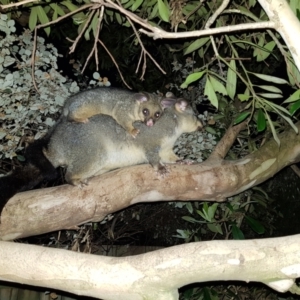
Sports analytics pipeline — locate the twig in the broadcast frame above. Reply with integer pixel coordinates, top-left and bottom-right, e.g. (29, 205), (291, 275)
(0, 0), (37, 9)
(69, 10), (96, 54)
(97, 39), (132, 89)
(126, 16), (166, 79)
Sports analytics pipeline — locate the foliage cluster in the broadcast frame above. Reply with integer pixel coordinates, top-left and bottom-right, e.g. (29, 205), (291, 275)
(0, 14), (79, 159)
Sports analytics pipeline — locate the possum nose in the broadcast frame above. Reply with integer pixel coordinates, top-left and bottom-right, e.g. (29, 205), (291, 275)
(146, 119), (154, 126)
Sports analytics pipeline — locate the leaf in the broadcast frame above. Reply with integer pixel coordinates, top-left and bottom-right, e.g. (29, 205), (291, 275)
(231, 225), (245, 240)
(257, 93), (283, 99)
(180, 71), (205, 88)
(209, 76), (227, 96)
(283, 89), (300, 103)
(184, 37), (210, 55)
(290, 99), (300, 115)
(256, 85), (282, 94)
(237, 94), (251, 102)
(61, 1), (79, 12)
(157, 0), (169, 22)
(132, 0), (143, 11)
(234, 111), (250, 124)
(265, 111), (280, 145)
(49, 3), (65, 17)
(266, 101), (298, 133)
(226, 59), (237, 100)
(204, 77), (218, 109)
(29, 7), (38, 31)
(207, 203), (219, 221)
(250, 72), (289, 84)
(286, 58), (300, 86)
(37, 6), (50, 35)
(207, 223), (223, 235)
(182, 216), (197, 223)
(257, 109), (266, 132)
(245, 216), (265, 234)
(255, 41), (276, 62)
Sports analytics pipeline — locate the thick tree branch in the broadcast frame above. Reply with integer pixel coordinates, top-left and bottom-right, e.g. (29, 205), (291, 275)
(0, 235), (300, 299)
(1, 123), (300, 240)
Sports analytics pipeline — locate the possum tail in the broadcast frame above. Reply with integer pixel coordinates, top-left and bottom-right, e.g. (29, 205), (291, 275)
(0, 138), (57, 214)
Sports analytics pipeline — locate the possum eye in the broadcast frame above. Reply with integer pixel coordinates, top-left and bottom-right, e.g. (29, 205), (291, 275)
(143, 108), (149, 116)
(154, 111), (161, 119)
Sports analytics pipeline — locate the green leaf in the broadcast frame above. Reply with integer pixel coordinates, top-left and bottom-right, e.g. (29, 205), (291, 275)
(184, 37), (210, 55)
(36, 6), (50, 35)
(290, 99), (300, 115)
(29, 7), (38, 31)
(157, 0), (169, 22)
(61, 1), (79, 12)
(250, 72), (289, 84)
(245, 216), (265, 234)
(205, 77), (218, 109)
(231, 225), (245, 240)
(132, 0), (143, 11)
(255, 41), (276, 62)
(180, 71), (205, 88)
(237, 94), (251, 102)
(265, 111), (280, 145)
(182, 216), (197, 223)
(209, 76), (227, 96)
(257, 109), (266, 132)
(257, 93), (283, 99)
(207, 223), (223, 235)
(286, 58), (300, 86)
(185, 202), (193, 214)
(256, 85), (282, 94)
(234, 111), (250, 124)
(49, 3), (65, 17)
(266, 101), (298, 133)
(283, 89), (300, 103)
(207, 203), (218, 221)
(226, 59), (237, 100)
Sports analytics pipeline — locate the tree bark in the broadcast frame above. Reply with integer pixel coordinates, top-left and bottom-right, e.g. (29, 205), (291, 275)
(1, 122), (300, 240)
(0, 235), (300, 300)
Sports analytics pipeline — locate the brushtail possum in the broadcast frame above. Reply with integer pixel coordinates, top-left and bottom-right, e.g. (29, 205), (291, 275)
(0, 98), (202, 214)
(63, 87), (165, 138)
(44, 99), (202, 185)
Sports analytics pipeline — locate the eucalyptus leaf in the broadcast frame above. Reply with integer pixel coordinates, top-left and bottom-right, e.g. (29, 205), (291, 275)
(250, 72), (289, 84)
(257, 108), (266, 132)
(231, 225), (245, 240)
(184, 37), (210, 55)
(157, 0), (169, 22)
(226, 59), (236, 100)
(283, 89), (300, 103)
(265, 111), (280, 145)
(290, 99), (300, 115)
(204, 77), (218, 109)
(180, 71), (205, 88)
(234, 111), (250, 124)
(245, 216), (265, 234)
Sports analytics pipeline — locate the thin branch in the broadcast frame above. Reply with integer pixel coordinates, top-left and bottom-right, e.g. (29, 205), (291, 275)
(0, 0), (37, 9)
(31, 28), (39, 93)
(139, 22), (276, 39)
(69, 10), (96, 54)
(82, 7), (103, 73)
(126, 16), (166, 78)
(97, 39), (132, 89)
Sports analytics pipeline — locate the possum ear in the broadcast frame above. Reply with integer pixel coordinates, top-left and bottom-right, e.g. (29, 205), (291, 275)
(134, 93), (149, 103)
(174, 99), (189, 112)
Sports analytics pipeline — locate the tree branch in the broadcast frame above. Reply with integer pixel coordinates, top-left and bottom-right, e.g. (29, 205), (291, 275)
(0, 235), (300, 299)
(1, 123), (300, 240)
